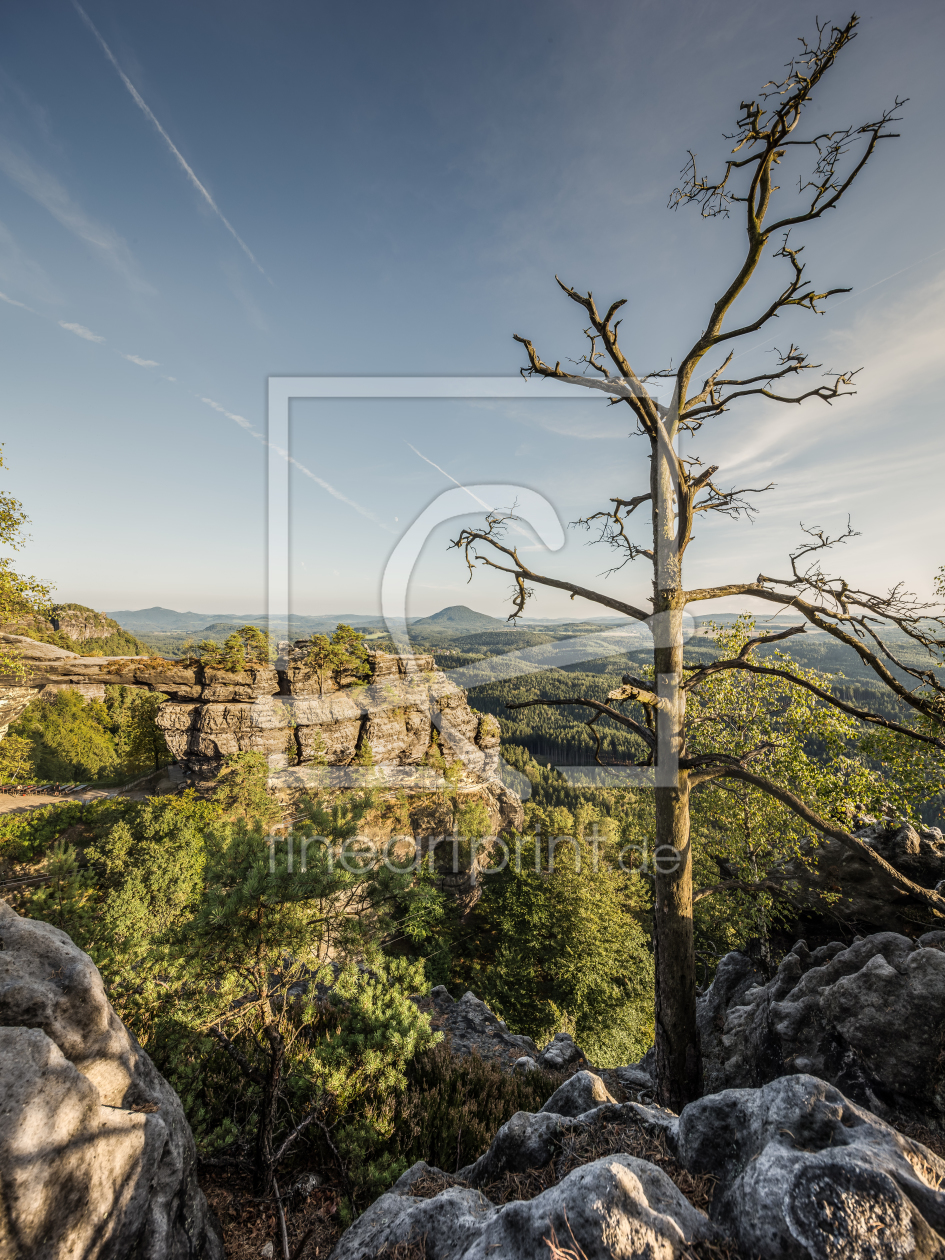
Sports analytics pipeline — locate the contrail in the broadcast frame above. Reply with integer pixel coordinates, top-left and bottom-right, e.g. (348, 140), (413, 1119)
(72, 2), (269, 281)
(272, 441), (396, 532)
(405, 442), (491, 509)
(405, 441), (541, 547)
(200, 395), (392, 530)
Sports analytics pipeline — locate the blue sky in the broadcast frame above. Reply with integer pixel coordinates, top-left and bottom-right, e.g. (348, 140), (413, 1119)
(1, 0), (943, 619)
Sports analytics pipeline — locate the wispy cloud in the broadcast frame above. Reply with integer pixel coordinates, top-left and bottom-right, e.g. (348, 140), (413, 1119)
(0, 289), (38, 314)
(59, 320), (104, 342)
(0, 217), (61, 306)
(123, 353), (158, 367)
(0, 137), (150, 292)
(715, 270), (945, 484)
(72, 2), (268, 281)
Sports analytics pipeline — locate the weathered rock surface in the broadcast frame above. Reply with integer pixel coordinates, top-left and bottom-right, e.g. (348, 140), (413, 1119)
(537, 1030), (587, 1073)
(417, 987), (540, 1065)
(696, 948), (766, 1094)
(0, 901), (222, 1259)
(331, 1068), (945, 1260)
(699, 932), (945, 1128)
(674, 1075), (945, 1260)
(0, 633), (158, 736)
(148, 645), (512, 810)
(414, 988), (598, 1080)
(330, 1151), (717, 1260)
(538, 1069), (616, 1117)
(0, 636), (523, 828)
(777, 819), (945, 937)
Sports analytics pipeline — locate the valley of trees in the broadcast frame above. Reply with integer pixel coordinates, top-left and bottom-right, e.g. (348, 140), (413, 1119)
(2, 685), (172, 784)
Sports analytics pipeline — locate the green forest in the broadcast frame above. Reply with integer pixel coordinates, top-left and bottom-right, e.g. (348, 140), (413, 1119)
(1, 685), (171, 785)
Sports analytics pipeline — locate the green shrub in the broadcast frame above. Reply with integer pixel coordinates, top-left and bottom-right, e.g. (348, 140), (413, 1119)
(463, 825), (654, 1066)
(328, 1041), (566, 1214)
(393, 1042), (564, 1173)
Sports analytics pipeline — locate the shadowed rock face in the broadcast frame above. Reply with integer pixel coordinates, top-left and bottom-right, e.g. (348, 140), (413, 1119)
(777, 819), (945, 937)
(0, 902), (222, 1260)
(698, 932), (945, 1127)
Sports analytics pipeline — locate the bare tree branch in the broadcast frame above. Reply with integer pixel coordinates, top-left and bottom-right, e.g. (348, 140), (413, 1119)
(685, 653), (945, 751)
(505, 697), (656, 748)
(705, 764), (945, 919)
(451, 511), (652, 621)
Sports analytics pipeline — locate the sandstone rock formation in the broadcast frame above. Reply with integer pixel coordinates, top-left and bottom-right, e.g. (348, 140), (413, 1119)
(537, 1069), (616, 1117)
(417, 986), (541, 1064)
(536, 1030), (587, 1073)
(697, 931), (945, 1129)
(7, 605), (130, 645)
(330, 1068), (945, 1259)
(0, 901), (222, 1259)
(331, 1150), (717, 1260)
(0, 635), (523, 829)
(776, 818), (945, 938)
(671, 1075), (945, 1260)
(0, 633), (154, 737)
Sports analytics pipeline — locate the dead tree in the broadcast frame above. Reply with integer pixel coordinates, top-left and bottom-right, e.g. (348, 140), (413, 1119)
(452, 15), (945, 1111)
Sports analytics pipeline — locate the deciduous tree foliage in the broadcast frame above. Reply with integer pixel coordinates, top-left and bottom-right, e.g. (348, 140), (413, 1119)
(0, 447), (53, 675)
(7, 684), (171, 783)
(466, 816), (654, 1066)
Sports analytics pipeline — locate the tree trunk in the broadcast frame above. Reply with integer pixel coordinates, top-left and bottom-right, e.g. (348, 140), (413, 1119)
(254, 1023), (286, 1193)
(652, 770), (700, 1110)
(651, 401), (701, 1108)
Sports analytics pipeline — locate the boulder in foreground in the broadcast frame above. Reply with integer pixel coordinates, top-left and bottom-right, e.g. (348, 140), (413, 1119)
(329, 1069), (945, 1259)
(0, 901), (222, 1260)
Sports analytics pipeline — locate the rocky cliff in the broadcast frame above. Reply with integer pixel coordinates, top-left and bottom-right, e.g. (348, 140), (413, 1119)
(3, 604), (149, 656)
(0, 635), (523, 827)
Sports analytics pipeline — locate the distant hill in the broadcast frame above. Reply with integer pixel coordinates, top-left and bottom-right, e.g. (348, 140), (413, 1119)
(409, 605), (511, 634)
(107, 607), (243, 633)
(107, 607), (382, 635)
(109, 603), (538, 644)
(3, 604), (149, 657)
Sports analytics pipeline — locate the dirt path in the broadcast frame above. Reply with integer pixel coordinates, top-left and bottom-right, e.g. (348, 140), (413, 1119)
(0, 786), (152, 815)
